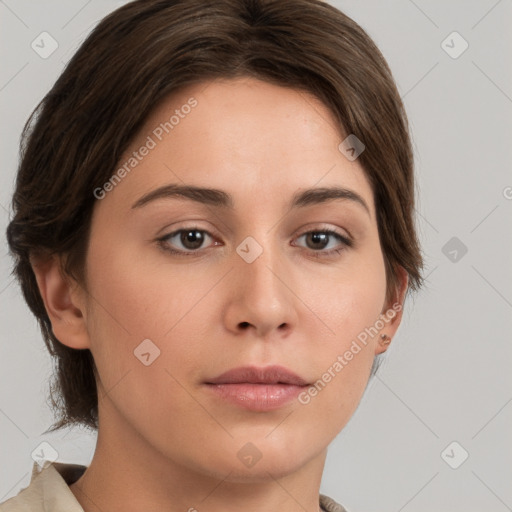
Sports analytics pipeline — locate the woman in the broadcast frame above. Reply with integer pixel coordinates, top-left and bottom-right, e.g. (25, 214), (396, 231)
(2, 0), (424, 511)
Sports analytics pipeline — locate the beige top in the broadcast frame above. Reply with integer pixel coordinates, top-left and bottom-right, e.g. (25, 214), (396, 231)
(0, 460), (348, 512)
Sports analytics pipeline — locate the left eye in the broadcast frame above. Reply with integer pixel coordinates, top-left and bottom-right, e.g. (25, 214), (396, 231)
(294, 230), (351, 252)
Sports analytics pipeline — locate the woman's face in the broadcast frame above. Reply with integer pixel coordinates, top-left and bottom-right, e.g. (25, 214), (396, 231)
(73, 77), (406, 480)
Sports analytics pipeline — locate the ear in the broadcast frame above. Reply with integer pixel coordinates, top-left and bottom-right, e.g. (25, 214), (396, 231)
(30, 253), (91, 350)
(374, 265), (409, 355)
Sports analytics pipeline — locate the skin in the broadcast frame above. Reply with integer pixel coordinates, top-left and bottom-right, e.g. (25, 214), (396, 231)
(33, 76), (408, 512)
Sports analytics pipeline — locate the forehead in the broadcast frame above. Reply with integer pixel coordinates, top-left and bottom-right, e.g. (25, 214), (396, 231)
(96, 76), (375, 219)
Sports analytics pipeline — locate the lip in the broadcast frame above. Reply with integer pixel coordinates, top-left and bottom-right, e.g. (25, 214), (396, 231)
(204, 365), (310, 412)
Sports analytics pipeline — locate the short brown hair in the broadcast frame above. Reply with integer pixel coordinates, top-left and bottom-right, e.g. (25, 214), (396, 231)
(6, 0), (424, 432)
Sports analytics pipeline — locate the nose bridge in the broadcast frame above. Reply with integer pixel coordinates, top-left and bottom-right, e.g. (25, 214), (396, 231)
(231, 230), (296, 334)
(237, 232), (286, 300)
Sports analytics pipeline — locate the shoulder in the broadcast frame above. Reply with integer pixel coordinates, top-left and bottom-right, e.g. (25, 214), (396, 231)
(0, 460), (86, 512)
(320, 493), (350, 512)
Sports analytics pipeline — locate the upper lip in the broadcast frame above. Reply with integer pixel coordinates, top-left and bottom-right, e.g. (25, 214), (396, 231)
(205, 365), (309, 386)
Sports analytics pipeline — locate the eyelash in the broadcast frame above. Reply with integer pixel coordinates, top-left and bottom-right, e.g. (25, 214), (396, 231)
(156, 226), (353, 259)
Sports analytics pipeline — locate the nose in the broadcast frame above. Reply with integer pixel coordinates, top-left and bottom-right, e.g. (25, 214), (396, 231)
(222, 239), (298, 340)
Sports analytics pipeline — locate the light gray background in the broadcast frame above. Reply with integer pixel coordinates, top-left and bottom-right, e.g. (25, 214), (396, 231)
(1, 1), (511, 511)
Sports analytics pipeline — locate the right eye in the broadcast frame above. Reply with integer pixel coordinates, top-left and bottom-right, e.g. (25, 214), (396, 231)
(157, 227), (220, 256)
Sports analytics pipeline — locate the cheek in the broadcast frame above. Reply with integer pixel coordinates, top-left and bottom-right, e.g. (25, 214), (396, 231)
(85, 229), (208, 335)
(298, 250), (387, 419)
(82, 246), (219, 437)
(311, 244), (387, 346)
(83, 237), (224, 389)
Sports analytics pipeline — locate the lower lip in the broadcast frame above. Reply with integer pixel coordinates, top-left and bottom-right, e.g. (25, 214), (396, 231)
(205, 383), (306, 411)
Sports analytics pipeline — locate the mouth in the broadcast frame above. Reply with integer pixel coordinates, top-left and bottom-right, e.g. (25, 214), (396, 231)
(204, 365), (310, 412)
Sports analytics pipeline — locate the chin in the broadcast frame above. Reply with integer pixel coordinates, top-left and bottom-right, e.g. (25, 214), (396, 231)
(193, 434), (322, 483)
(204, 453), (311, 484)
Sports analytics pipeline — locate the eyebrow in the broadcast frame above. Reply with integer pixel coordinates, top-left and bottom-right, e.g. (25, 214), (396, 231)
(131, 183), (370, 215)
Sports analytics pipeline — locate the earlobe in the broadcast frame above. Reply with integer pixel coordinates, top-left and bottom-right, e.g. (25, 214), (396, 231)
(375, 265), (409, 355)
(30, 254), (90, 350)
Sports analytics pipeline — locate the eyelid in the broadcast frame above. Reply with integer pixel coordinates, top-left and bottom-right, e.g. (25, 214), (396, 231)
(294, 223), (353, 243)
(154, 220), (222, 239)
